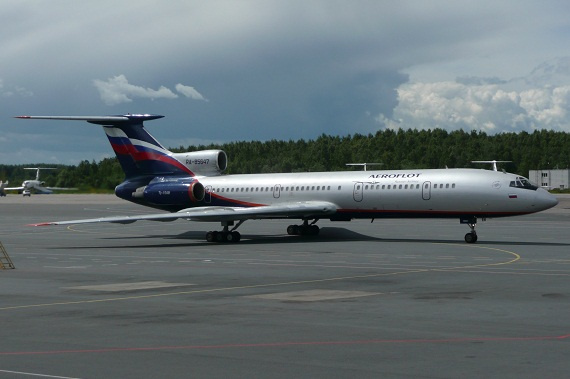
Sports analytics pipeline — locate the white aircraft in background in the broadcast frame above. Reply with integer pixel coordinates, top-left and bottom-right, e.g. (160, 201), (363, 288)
(3, 167), (76, 196)
(16, 114), (558, 243)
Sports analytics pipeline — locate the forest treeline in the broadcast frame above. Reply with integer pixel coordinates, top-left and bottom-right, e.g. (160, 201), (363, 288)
(1, 128), (569, 192)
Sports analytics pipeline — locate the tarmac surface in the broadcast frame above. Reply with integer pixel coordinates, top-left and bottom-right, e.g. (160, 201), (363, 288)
(1, 194), (569, 378)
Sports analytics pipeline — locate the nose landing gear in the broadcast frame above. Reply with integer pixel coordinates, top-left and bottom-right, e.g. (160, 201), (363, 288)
(460, 216), (478, 243)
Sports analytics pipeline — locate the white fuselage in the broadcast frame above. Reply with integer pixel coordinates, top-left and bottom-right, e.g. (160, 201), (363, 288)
(195, 168), (556, 218)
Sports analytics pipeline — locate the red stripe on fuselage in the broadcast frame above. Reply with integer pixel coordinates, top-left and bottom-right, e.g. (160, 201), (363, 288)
(110, 142), (194, 176)
(210, 193), (266, 207)
(337, 208), (531, 217)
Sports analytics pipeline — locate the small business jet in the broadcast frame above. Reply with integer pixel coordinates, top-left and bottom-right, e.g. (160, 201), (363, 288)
(16, 114), (558, 243)
(3, 167), (76, 196)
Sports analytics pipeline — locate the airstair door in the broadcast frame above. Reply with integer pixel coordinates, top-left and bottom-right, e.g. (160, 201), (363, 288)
(353, 182), (363, 202)
(422, 181), (431, 200)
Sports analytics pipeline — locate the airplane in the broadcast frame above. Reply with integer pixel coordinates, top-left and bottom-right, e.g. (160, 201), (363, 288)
(3, 167), (76, 196)
(16, 114), (558, 243)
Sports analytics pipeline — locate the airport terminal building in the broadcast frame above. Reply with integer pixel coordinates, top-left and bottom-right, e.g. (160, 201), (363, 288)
(529, 169), (570, 190)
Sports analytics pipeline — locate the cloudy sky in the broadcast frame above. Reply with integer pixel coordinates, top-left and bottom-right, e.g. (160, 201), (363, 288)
(1, 0), (569, 165)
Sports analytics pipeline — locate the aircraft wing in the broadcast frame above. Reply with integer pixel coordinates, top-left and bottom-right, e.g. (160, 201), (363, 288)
(3, 186), (25, 191)
(46, 187), (79, 191)
(30, 201), (338, 226)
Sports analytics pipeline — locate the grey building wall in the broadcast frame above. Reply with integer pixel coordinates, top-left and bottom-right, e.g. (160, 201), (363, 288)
(529, 169), (570, 190)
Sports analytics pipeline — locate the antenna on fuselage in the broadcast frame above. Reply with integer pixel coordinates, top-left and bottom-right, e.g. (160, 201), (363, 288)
(471, 160), (512, 172)
(346, 163), (383, 171)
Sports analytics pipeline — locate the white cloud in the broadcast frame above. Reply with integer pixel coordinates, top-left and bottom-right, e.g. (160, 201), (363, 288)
(381, 79), (570, 133)
(92, 75), (209, 105)
(0, 78), (33, 98)
(93, 75), (178, 105)
(175, 84), (207, 101)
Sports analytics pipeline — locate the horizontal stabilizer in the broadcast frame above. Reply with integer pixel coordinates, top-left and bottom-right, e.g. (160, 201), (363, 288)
(15, 114), (164, 125)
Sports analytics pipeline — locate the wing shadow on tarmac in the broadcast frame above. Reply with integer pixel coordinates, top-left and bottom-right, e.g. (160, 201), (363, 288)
(51, 226), (570, 250)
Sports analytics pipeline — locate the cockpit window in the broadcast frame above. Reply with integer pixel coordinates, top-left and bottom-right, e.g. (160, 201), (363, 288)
(509, 176), (538, 191)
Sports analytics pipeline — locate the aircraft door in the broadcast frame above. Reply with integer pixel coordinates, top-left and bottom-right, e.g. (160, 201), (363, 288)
(204, 185), (212, 203)
(273, 184), (281, 198)
(353, 182), (363, 202)
(422, 181), (431, 200)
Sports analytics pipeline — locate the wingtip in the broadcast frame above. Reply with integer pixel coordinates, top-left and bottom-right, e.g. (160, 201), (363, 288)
(27, 222), (55, 227)
(15, 116), (31, 119)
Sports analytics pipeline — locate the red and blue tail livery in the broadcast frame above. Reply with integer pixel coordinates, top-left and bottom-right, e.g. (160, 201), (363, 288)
(17, 114), (558, 243)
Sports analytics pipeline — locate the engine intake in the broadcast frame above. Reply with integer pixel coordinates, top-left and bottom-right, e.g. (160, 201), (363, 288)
(172, 150), (227, 176)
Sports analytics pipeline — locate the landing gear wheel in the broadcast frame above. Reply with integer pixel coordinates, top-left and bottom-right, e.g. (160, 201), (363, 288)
(287, 225), (299, 235)
(286, 223), (320, 236)
(205, 222), (243, 243)
(464, 232), (478, 243)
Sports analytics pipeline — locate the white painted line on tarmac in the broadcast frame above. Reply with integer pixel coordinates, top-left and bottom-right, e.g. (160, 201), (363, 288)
(0, 369), (82, 379)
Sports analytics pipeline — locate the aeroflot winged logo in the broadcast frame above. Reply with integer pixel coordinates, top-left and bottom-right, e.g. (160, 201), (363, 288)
(368, 173), (422, 179)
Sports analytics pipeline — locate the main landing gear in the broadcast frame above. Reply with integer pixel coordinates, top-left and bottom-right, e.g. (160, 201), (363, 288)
(287, 219), (320, 236)
(206, 220), (244, 243)
(460, 216), (478, 243)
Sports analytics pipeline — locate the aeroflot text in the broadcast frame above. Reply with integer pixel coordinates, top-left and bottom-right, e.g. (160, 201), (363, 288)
(368, 173), (421, 179)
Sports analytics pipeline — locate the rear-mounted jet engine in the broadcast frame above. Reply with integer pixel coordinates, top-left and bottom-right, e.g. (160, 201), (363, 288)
(131, 177), (205, 207)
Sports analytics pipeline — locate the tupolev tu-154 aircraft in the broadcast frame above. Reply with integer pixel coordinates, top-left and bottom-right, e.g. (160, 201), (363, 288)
(3, 167), (76, 196)
(16, 114), (558, 243)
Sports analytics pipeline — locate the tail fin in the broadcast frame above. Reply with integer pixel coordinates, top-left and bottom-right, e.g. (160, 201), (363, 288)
(16, 114), (195, 178)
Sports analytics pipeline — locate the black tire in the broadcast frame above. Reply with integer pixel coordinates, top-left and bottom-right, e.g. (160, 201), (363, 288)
(464, 233), (477, 243)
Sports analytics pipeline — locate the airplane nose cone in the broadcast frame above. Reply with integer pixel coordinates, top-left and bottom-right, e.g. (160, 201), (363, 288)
(535, 188), (558, 211)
